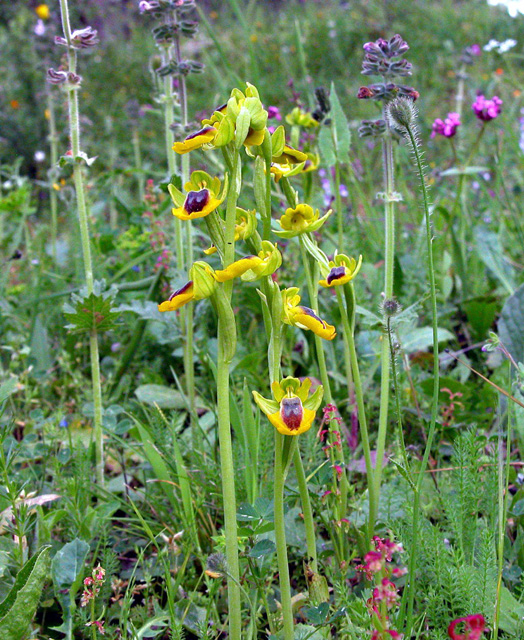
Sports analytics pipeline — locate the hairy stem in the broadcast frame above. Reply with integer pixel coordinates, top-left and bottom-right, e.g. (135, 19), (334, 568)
(59, 0), (104, 486)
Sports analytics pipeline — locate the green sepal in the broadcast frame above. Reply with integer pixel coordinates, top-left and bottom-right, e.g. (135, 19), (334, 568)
(211, 286), (237, 363)
(63, 280), (120, 335)
(303, 385), (324, 411)
(214, 116), (235, 147)
(252, 390), (279, 417)
(271, 126), (286, 158)
(167, 182), (185, 207)
(254, 156), (267, 219)
(235, 106), (251, 149)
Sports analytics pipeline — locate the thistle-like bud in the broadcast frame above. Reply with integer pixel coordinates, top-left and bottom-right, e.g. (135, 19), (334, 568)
(386, 97), (417, 132)
(381, 297), (401, 317)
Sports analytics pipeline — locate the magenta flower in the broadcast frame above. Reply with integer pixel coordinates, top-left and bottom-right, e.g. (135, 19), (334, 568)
(431, 112), (461, 138)
(448, 614), (486, 640)
(470, 44), (482, 56)
(267, 106), (282, 121)
(472, 94), (502, 121)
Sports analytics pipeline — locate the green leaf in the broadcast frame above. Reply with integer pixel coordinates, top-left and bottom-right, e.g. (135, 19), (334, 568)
(51, 538), (89, 589)
(293, 624), (325, 639)
(0, 377), (18, 405)
(0, 546), (50, 638)
(135, 384), (188, 409)
(305, 602), (330, 625)
(318, 124), (336, 167)
(330, 83), (350, 163)
(28, 315), (53, 377)
(474, 226), (515, 295)
(398, 326), (454, 353)
(63, 280), (120, 335)
(498, 283), (524, 366)
(248, 539), (276, 558)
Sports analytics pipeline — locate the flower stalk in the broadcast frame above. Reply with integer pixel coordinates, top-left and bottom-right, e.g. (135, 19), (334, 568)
(58, 0), (104, 486)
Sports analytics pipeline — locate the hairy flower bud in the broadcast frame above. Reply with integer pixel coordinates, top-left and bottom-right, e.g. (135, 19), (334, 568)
(47, 68), (68, 84)
(55, 26), (99, 49)
(386, 97), (417, 131)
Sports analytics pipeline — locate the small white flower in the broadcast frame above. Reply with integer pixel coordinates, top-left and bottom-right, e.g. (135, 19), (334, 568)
(487, 0), (524, 17)
(34, 151), (46, 163)
(483, 37), (517, 52)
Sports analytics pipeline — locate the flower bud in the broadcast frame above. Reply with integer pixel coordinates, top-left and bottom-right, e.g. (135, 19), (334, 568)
(189, 261), (217, 299)
(386, 97), (417, 131)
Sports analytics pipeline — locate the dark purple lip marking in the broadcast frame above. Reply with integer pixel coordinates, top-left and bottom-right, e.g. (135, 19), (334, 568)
(169, 281), (193, 301)
(185, 189), (210, 214)
(326, 266), (346, 285)
(299, 306), (327, 328)
(185, 126), (214, 141)
(280, 397), (303, 431)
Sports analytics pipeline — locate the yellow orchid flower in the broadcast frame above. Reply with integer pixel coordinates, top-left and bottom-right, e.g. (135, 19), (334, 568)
(203, 208), (257, 256)
(252, 377), (324, 436)
(214, 241), (282, 283)
(168, 170), (228, 221)
(240, 241), (282, 282)
(272, 143), (308, 165)
(270, 162), (305, 183)
(214, 256), (265, 282)
(158, 262), (216, 312)
(275, 204), (331, 238)
(319, 254), (363, 288)
(173, 126), (217, 155)
(282, 288), (336, 341)
(285, 107), (320, 129)
(201, 84), (268, 149)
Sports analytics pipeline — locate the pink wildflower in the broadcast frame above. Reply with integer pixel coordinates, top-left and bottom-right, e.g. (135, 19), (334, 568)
(471, 94), (502, 121)
(448, 614), (486, 640)
(431, 112), (461, 138)
(267, 106), (282, 121)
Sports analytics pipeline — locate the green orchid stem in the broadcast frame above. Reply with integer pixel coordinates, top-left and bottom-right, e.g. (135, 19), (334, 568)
(59, 0), (104, 486)
(47, 90), (59, 262)
(335, 285), (375, 541)
(274, 432), (295, 640)
(401, 123), (440, 636)
(173, 22), (196, 443)
(217, 146), (242, 640)
(293, 447), (318, 572)
(370, 122), (396, 538)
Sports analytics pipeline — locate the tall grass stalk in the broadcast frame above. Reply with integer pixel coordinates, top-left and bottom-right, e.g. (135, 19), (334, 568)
(369, 116), (396, 535)
(46, 89), (59, 262)
(58, 0), (105, 486)
(386, 99), (440, 635)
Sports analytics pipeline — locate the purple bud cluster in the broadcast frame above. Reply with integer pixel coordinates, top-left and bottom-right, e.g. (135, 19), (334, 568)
(46, 68), (82, 85)
(361, 34), (412, 77)
(55, 26), (99, 49)
(357, 34), (417, 138)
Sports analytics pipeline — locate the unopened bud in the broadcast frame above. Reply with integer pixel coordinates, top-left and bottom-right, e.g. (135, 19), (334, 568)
(381, 297), (401, 317)
(386, 97), (417, 131)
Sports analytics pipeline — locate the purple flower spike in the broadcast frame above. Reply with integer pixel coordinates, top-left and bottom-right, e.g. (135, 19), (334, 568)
(431, 112), (461, 138)
(472, 94), (503, 121)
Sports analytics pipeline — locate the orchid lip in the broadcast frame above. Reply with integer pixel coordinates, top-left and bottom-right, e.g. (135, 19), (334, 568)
(326, 266), (346, 284)
(280, 397), (303, 431)
(169, 281), (192, 301)
(185, 126), (214, 141)
(185, 189), (210, 214)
